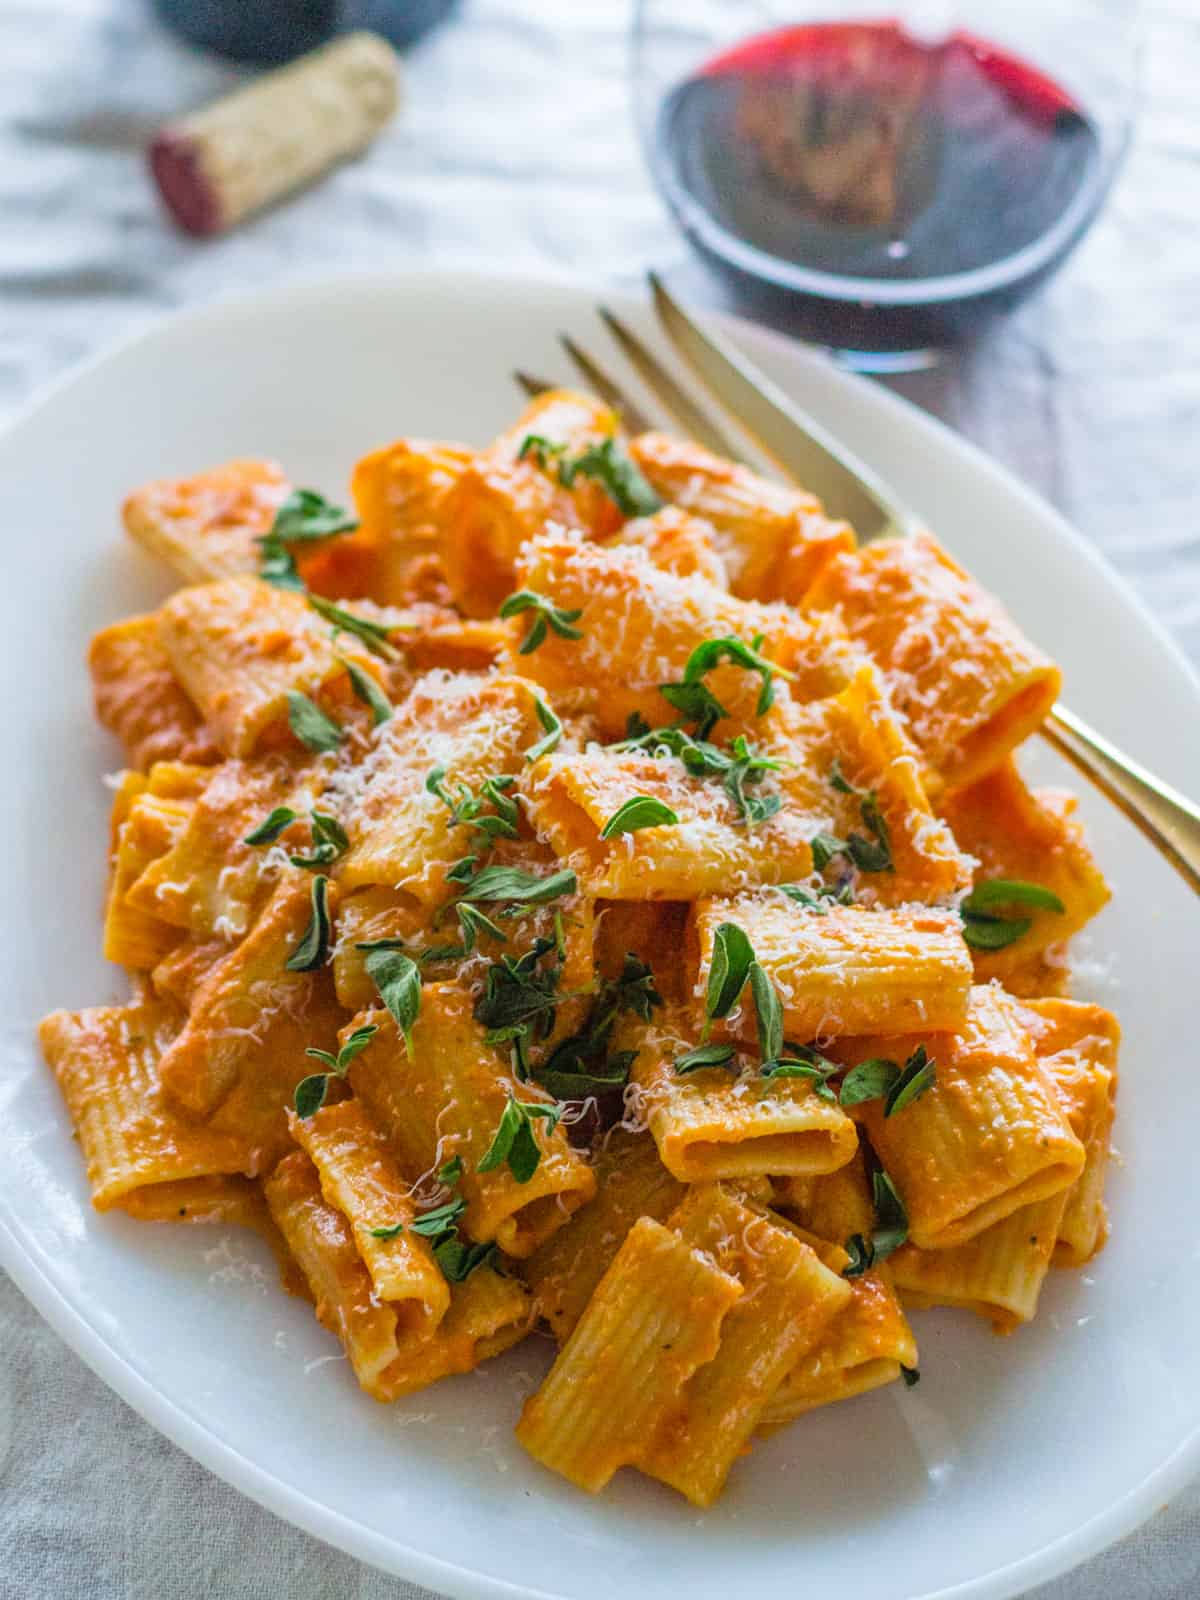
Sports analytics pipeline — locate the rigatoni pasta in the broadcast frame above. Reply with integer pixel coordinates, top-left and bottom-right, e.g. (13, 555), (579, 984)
(42, 385), (1120, 1507)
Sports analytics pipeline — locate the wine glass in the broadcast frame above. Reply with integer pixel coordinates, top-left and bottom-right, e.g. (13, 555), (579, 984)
(632, 0), (1143, 369)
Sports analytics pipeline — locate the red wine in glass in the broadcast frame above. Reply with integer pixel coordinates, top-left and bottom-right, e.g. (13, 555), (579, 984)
(652, 20), (1107, 358)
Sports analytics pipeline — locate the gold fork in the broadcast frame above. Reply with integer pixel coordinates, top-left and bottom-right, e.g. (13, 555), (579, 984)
(515, 273), (1200, 896)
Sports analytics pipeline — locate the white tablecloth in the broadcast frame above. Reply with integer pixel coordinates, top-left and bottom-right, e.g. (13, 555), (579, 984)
(1, 3), (1197, 1596)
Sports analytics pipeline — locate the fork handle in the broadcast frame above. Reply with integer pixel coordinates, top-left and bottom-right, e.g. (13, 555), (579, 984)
(1041, 704), (1200, 894)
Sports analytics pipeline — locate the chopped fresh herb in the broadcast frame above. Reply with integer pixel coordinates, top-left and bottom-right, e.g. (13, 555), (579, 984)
(885, 1045), (936, 1117)
(498, 589), (584, 654)
(244, 805), (298, 847)
(684, 635), (794, 717)
(370, 1192), (492, 1284)
(294, 1017), (376, 1120)
(625, 711), (652, 740)
(475, 938), (565, 1078)
(901, 1365), (921, 1388)
(273, 489), (359, 545)
(437, 1155), (463, 1187)
(408, 1196), (467, 1236)
(615, 724), (783, 829)
(526, 953), (659, 1100)
(871, 1169), (908, 1259)
(839, 1057), (899, 1106)
(434, 1235), (498, 1283)
(959, 879), (1065, 951)
(342, 656), (391, 724)
(527, 692), (563, 762)
(286, 875), (332, 972)
(959, 914), (1032, 951)
(456, 900), (507, 953)
(659, 680), (730, 740)
(478, 1094), (564, 1184)
(778, 880), (855, 911)
(603, 953), (663, 1025)
(675, 1042), (737, 1075)
(517, 434), (566, 470)
(303, 1022), (377, 1077)
(556, 437), (663, 518)
(258, 541), (306, 591)
(445, 854), (479, 885)
(286, 691), (343, 753)
(842, 1234), (874, 1279)
(963, 878), (1067, 914)
(814, 761), (893, 875)
(456, 865), (577, 904)
(761, 1044), (839, 1100)
(293, 1073), (332, 1118)
(518, 433), (662, 518)
(703, 921), (754, 1033)
(257, 489), (358, 588)
(842, 1167), (909, 1276)
(748, 961), (783, 1064)
(307, 594), (399, 661)
(837, 1047), (935, 1115)
(532, 1044), (636, 1101)
(364, 946), (421, 1050)
(599, 795), (679, 838)
(425, 766), (519, 848)
(289, 809), (349, 870)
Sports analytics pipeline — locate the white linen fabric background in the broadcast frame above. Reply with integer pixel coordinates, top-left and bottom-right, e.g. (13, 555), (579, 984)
(0, 2), (1197, 1597)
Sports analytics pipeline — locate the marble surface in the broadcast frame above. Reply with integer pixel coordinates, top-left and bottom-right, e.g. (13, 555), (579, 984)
(1, 2), (1197, 1596)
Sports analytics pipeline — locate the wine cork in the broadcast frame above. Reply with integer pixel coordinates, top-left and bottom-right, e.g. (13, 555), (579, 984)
(150, 32), (401, 237)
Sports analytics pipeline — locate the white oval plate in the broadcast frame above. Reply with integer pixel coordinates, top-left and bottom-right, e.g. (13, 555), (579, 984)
(1, 269), (1197, 1600)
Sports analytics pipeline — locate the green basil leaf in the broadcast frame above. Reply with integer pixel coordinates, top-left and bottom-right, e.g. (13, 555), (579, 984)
(675, 1042), (737, 1074)
(748, 961), (783, 1063)
(839, 1057), (900, 1107)
(498, 589), (583, 653)
(507, 1117), (544, 1184)
(285, 876), (332, 971)
(884, 1045), (936, 1117)
(437, 1155), (463, 1187)
(599, 796), (679, 838)
(433, 1235), (498, 1283)
(842, 1233), (874, 1279)
(342, 656), (392, 724)
(456, 901), (507, 953)
(705, 921), (754, 1024)
(961, 911), (1033, 950)
(961, 879), (1066, 916)
(527, 692), (563, 762)
(408, 1196), (467, 1236)
(365, 947), (421, 1049)
(871, 1168), (908, 1261)
(335, 1022), (378, 1073)
(370, 1222), (404, 1240)
(557, 437), (663, 518)
(286, 691), (343, 753)
(476, 1096), (522, 1175)
(658, 680), (729, 739)
(307, 594), (398, 660)
(293, 1072), (330, 1119)
(459, 866), (577, 904)
(272, 489), (359, 544)
(244, 806), (298, 847)
(810, 831), (849, 872)
(478, 1095), (562, 1184)
(517, 434), (566, 469)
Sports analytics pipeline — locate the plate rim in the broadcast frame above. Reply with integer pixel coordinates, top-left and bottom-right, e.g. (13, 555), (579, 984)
(2, 263), (1197, 1600)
